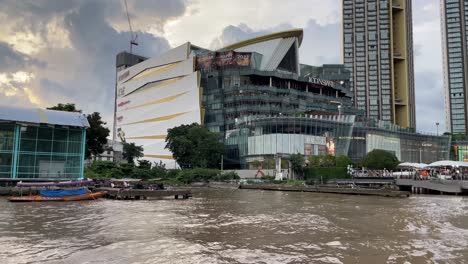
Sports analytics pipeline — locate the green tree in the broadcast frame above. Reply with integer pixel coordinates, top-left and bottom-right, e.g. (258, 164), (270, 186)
(86, 112), (110, 159)
(361, 149), (399, 170)
(47, 103), (81, 112)
(123, 142), (144, 164)
(290, 153), (305, 179)
(335, 155), (352, 167)
(152, 161), (167, 178)
(165, 123), (225, 169)
(138, 159), (152, 169)
(320, 154), (336, 167)
(250, 160), (262, 169)
(307, 155), (321, 167)
(263, 158), (275, 169)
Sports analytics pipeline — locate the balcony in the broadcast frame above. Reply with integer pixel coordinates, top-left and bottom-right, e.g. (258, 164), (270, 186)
(393, 52), (404, 60)
(392, 4), (403, 11)
(394, 98), (406, 106)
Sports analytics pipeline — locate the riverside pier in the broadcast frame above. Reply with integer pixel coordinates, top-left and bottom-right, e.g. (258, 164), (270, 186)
(239, 184), (410, 198)
(95, 187), (192, 200)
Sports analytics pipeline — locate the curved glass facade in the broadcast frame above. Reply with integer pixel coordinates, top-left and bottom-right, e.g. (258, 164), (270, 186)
(226, 115), (355, 167)
(200, 68), (359, 133)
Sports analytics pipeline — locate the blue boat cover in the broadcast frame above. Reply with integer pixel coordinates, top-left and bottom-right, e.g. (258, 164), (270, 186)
(39, 188), (88, 197)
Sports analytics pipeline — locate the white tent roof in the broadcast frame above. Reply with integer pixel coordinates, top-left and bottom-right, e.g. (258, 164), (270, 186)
(428, 160), (468, 167)
(397, 162), (428, 169)
(0, 105), (89, 127)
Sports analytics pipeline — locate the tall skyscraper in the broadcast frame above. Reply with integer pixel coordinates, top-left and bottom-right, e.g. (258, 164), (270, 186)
(441, 0), (468, 134)
(342, 0), (416, 128)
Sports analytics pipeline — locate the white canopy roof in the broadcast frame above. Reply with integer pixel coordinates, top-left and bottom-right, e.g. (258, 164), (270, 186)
(428, 160), (468, 167)
(0, 105), (89, 127)
(397, 162), (428, 169)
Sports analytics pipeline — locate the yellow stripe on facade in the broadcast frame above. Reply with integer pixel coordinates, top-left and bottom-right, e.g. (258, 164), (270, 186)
(126, 135), (167, 140)
(144, 154), (174, 160)
(124, 111), (190, 125)
(37, 109), (49, 123)
(131, 77), (184, 95)
(127, 91), (190, 110)
(130, 62), (181, 81)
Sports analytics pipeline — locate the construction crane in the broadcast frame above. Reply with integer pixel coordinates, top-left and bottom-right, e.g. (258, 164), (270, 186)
(124, 0), (138, 53)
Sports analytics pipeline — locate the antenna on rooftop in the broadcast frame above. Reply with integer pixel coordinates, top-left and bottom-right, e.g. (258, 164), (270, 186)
(124, 0), (138, 53)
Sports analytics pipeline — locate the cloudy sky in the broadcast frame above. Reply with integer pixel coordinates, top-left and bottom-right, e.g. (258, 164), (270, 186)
(0, 0), (444, 133)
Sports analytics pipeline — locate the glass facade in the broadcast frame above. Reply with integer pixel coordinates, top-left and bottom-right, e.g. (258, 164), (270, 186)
(442, 0), (468, 133)
(452, 141), (468, 161)
(200, 68), (360, 134)
(0, 123), (86, 179)
(226, 115), (355, 168)
(225, 115), (450, 168)
(349, 121), (451, 163)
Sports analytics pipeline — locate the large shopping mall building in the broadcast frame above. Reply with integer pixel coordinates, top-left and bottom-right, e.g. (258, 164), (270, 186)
(114, 29), (450, 168)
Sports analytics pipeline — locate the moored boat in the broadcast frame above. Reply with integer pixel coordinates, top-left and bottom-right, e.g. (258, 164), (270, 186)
(8, 181), (106, 202)
(8, 189), (107, 202)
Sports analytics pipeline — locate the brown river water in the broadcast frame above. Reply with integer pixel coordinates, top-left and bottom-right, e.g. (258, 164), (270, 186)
(1, 188), (468, 264)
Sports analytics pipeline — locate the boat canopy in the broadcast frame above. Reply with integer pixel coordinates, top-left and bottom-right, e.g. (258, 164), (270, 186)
(397, 162), (428, 169)
(39, 188), (88, 197)
(427, 160), (468, 167)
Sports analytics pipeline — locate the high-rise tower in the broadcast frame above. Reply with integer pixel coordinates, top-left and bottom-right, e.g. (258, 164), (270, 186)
(441, 0), (468, 134)
(342, 0), (416, 128)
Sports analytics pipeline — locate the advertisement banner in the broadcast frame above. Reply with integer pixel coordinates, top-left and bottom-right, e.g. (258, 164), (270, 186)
(196, 51), (251, 70)
(195, 53), (215, 70)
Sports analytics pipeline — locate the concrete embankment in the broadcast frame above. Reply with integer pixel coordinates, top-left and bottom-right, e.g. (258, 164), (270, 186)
(239, 184), (410, 198)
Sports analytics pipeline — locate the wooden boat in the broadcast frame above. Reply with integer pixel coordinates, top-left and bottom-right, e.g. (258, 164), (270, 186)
(8, 190), (107, 202)
(8, 181), (106, 202)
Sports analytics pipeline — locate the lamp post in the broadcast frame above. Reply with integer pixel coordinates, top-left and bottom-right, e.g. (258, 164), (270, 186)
(436, 122), (439, 136)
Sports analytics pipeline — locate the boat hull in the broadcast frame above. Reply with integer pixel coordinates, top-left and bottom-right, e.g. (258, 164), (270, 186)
(7, 191), (107, 202)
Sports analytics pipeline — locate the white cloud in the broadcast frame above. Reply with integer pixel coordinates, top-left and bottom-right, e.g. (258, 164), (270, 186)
(412, 0), (445, 133)
(163, 0), (340, 48)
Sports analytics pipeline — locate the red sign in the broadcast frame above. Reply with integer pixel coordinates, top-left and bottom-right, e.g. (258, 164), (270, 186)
(118, 100), (130, 108)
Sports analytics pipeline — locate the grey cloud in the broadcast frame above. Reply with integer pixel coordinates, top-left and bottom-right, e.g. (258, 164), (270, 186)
(300, 20), (340, 65)
(0, 0), (178, 128)
(0, 0), (78, 35)
(414, 71), (446, 133)
(44, 0), (171, 121)
(132, 0), (187, 21)
(0, 42), (46, 71)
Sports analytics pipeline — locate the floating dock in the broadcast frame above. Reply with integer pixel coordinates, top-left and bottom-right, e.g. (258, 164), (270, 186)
(95, 188), (192, 200)
(239, 184), (410, 198)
